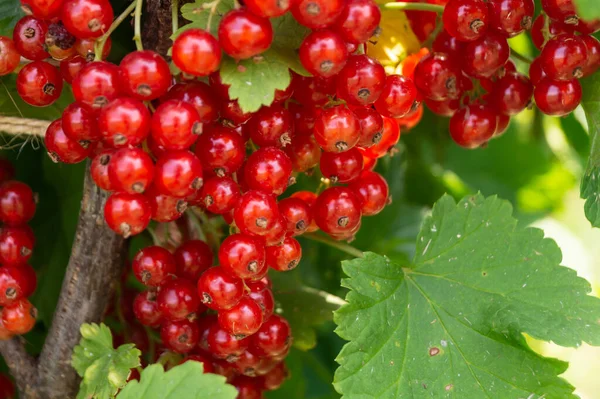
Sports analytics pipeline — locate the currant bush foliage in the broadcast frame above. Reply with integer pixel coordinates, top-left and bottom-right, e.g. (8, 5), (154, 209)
(116, 362), (237, 399)
(574, 0), (600, 20)
(334, 194), (600, 399)
(580, 74), (600, 228)
(72, 323), (141, 399)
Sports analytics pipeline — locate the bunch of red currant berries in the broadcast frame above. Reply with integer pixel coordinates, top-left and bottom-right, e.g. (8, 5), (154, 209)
(0, 160), (38, 340)
(406, 0), (600, 148)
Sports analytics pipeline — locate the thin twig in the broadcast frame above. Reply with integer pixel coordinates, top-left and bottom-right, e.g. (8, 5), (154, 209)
(303, 233), (364, 258)
(382, 2), (444, 12)
(510, 49), (533, 64)
(172, 0), (179, 33)
(95, 0), (138, 60)
(134, 0), (145, 51)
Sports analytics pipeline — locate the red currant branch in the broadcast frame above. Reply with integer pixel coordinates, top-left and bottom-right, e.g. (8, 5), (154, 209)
(0, 337), (37, 397)
(171, 0), (179, 33)
(94, 0), (138, 60)
(134, 0), (145, 50)
(303, 233), (364, 258)
(382, 2), (444, 13)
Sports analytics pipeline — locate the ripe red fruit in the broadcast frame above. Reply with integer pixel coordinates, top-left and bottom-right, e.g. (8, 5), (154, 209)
(449, 104), (497, 148)
(244, 0), (292, 17)
(90, 150), (115, 191)
(462, 32), (510, 78)
(443, 0), (489, 42)
(288, 102), (316, 136)
(433, 29), (465, 54)
(247, 281), (274, 320)
(262, 362), (288, 390)
(61, 0), (113, 39)
(62, 102), (100, 145)
(197, 267), (244, 310)
(174, 240), (213, 281)
(278, 197), (312, 236)
(576, 18), (600, 35)
(233, 191), (280, 236)
(13, 16), (49, 61)
(163, 82), (220, 123)
(414, 53), (462, 100)
(487, 0), (534, 37)
(314, 105), (360, 153)
(218, 296), (264, 337)
(44, 119), (90, 164)
(247, 105), (294, 148)
(530, 14), (573, 50)
(285, 135), (321, 173)
(291, 0), (344, 29)
(172, 28), (221, 76)
(363, 117), (400, 159)
(108, 148), (154, 194)
(0, 226), (35, 265)
(98, 97), (151, 148)
(75, 37), (111, 61)
(244, 147), (293, 196)
(27, 0), (64, 19)
(541, 0), (578, 25)
(299, 30), (348, 78)
(313, 186), (362, 235)
(540, 34), (588, 80)
(119, 50), (171, 101)
(266, 236), (302, 271)
(490, 72), (533, 115)
(336, 55), (386, 106)
(218, 10), (273, 59)
(291, 74), (336, 107)
(232, 375), (263, 399)
(334, 0), (381, 44)
(151, 100), (202, 151)
(154, 151), (203, 198)
(0, 181), (36, 226)
(157, 278), (201, 321)
(72, 61), (121, 109)
(104, 192), (151, 237)
(2, 299), (36, 334)
(199, 176), (240, 214)
(534, 78), (582, 116)
(145, 185), (187, 222)
(195, 125), (246, 176)
(132, 245), (176, 287)
(251, 315), (291, 357)
(220, 234), (267, 280)
(133, 291), (163, 327)
(582, 35), (600, 77)
(16, 61), (63, 107)
(59, 55), (87, 84)
(0, 37), (20, 75)
(374, 75), (418, 118)
(348, 170), (389, 216)
(320, 148), (364, 183)
(207, 321), (250, 359)
(354, 107), (383, 148)
(0, 265), (36, 305)
(161, 318), (200, 353)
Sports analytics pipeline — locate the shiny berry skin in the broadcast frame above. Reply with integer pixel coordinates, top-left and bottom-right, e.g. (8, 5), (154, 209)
(262, 362), (288, 390)
(433, 29), (466, 54)
(233, 190), (280, 236)
(266, 236), (302, 271)
(288, 102), (316, 136)
(163, 82), (220, 123)
(207, 321), (250, 359)
(449, 104), (497, 148)
(540, 34), (587, 80)
(2, 299), (36, 334)
(247, 105), (294, 148)
(0, 226), (34, 265)
(247, 282), (274, 320)
(363, 117), (400, 159)
(233, 349), (264, 376)
(90, 150), (115, 191)
(313, 186), (362, 235)
(299, 30), (348, 78)
(314, 106), (360, 153)
(541, 0), (577, 24)
(104, 192), (151, 237)
(72, 61), (121, 109)
(157, 278), (201, 321)
(172, 28), (221, 76)
(336, 55), (386, 106)
(195, 126), (245, 176)
(374, 75), (418, 118)
(62, 102), (100, 144)
(61, 0), (113, 39)
(0, 37), (20, 75)
(320, 147), (363, 183)
(218, 10), (273, 59)
(17, 61), (62, 107)
(198, 267), (244, 310)
(75, 37), (111, 61)
(348, 170), (389, 216)
(278, 197), (312, 236)
(285, 135), (321, 173)
(414, 53), (462, 100)
(200, 176), (240, 214)
(98, 97), (151, 148)
(219, 234), (267, 280)
(530, 14), (573, 50)
(145, 185), (188, 222)
(333, 0), (381, 44)
(291, 74), (336, 107)
(443, 0), (488, 42)
(44, 119), (90, 164)
(151, 100), (202, 151)
(534, 78), (582, 116)
(462, 32), (509, 78)
(174, 240), (213, 281)
(251, 315), (291, 357)
(119, 50), (171, 101)
(108, 148), (153, 194)
(291, 0), (344, 29)
(490, 72), (533, 115)
(244, 147), (292, 196)
(221, 99), (252, 125)
(13, 16), (49, 61)
(576, 18), (600, 35)
(59, 55), (87, 84)
(133, 291), (162, 327)
(27, 0), (64, 19)
(0, 265), (36, 305)
(488, 0), (534, 37)
(354, 107), (383, 148)
(244, 0), (292, 17)
(582, 35), (600, 77)
(154, 151), (203, 198)
(232, 376), (263, 399)
(218, 296), (264, 337)
(161, 318), (200, 353)
(0, 181), (36, 226)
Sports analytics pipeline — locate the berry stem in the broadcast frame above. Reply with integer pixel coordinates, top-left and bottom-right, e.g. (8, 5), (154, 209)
(134, 0), (145, 50)
(510, 49), (533, 64)
(204, 0), (221, 32)
(303, 233), (364, 258)
(172, 0), (179, 34)
(94, 0), (138, 60)
(382, 2), (444, 12)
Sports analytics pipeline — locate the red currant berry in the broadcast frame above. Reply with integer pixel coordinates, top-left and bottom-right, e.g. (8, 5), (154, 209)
(433, 29), (466, 54)
(0, 226), (34, 265)
(488, 0), (534, 37)
(59, 55), (87, 83)
(576, 18), (600, 35)
(0, 181), (36, 226)
(207, 321), (250, 359)
(219, 234), (267, 280)
(218, 296), (264, 337)
(313, 186), (362, 235)
(541, 0), (578, 25)
(299, 30), (348, 78)
(443, 0), (489, 42)
(374, 75), (418, 118)
(247, 105), (294, 148)
(291, 0), (344, 29)
(336, 55), (386, 106)
(61, 102), (100, 145)
(233, 349), (263, 376)
(314, 105), (360, 152)
(424, 97), (460, 116)
(90, 150), (115, 191)
(133, 290), (163, 327)
(247, 282), (274, 319)
(582, 35), (600, 77)
(462, 32), (509, 78)
(285, 135), (321, 173)
(0, 265), (36, 305)
(232, 376), (263, 399)
(288, 103), (316, 136)
(221, 98), (253, 125)
(198, 267), (244, 310)
(2, 299), (36, 334)
(0, 37), (20, 75)
(244, 147), (292, 196)
(251, 315), (291, 357)
(27, 0), (64, 19)
(17, 61), (62, 106)
(151, 100), (202, 151)
(44, 119), (90, 164)
(449, 104), (497, 148)
(362, 117), (400, 159)
(195, 125), (246, 176)
(157, 278), (201, 321)
(354, 107), (383, 148)
(119, 50), (171, 101)
(200, 176), (240, 214)
(98, 97), (151, 148)
(262, 362), (289, 390)
(534, 77), (582, 116)
(161, 318), (200, 353)
(291, 74), (336, 107)
(278, 197), (312, 236)
(145, 185), (188, 222)
(494, 113), (510, 137)
(104, 192), (151, 237)
(74, 37), (110, 61)
(348, 170), (389, 216)
(163, 82), (220, 123)
(530, 14), (573, 50)
(334, 0), (381, 44)
(172, 28), (221, 76)
(107, 148), (153, 194)
(72, 61), (121, 109)
(174, 240), (213, 281)
(233, 190), (280, 236)
(266, 236), (302, 271)
(490, 72), (533, 115)
(244, 0), (292, 17)
(321, 147), (363, 183)
(414, 53), (462, 100)
(218, 10), (273, 59)
(540, 34), (587, 80)
(13, 16), (48, 61)
(61, 0), (113, 39)
(154, 151), (203, 198)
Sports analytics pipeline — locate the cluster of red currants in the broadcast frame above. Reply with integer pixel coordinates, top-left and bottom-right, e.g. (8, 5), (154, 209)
(407, 0), (600, 149)
(0, 160), (38, 340)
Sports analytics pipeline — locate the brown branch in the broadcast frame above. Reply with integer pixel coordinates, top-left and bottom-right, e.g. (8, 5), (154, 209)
(0, 337), (37, 397)
(142, 0), (176, 56)
(34, 162), (127, 399)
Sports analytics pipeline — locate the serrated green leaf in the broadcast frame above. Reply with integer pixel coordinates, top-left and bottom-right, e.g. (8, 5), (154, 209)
(179, 0), (234, 36)
(574, 0), (600, 20)
(580, 74), (600, 227)
(334, 194), (600, 398)
(117, 362), (237, 399)
(0, 0), (23, 37)
(72, 323), (141, 399)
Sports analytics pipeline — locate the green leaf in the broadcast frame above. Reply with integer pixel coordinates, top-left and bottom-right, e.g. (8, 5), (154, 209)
(178, 0), (234, 36)
(117, 362), (237, 399)
(580, 74), (600, 227)
(72, 323), (141, 399)
(334, 194), (600, 398)
(0, 0), (23, 37)
(574, 0), (600, 20)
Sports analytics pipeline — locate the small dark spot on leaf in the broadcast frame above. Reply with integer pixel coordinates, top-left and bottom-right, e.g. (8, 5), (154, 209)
(429, 347), (440, 356)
